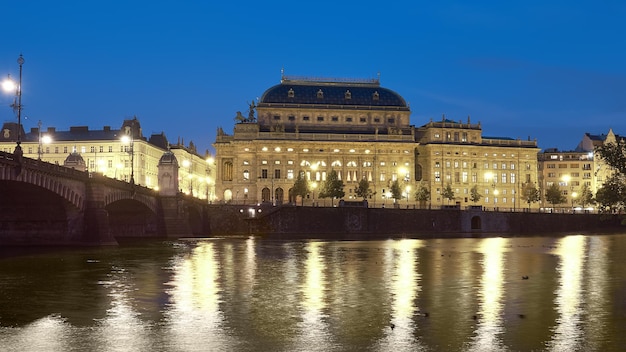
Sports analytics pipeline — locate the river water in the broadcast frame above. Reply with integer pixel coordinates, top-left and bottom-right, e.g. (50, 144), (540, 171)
(1, 233), (625, 351)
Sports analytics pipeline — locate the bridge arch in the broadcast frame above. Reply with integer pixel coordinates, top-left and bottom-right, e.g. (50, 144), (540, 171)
(0, 163), (85, 210)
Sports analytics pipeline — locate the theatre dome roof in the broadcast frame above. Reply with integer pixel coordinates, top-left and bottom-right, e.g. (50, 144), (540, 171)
(258, 75), (409, 110)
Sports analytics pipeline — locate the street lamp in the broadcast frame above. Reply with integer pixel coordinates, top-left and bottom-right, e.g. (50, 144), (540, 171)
(571, 191), (578, 212)
(405, 185), (411, 207)
(38, 126), (52, 161)
(2, 54), (24, 157)
(311, 181), (318, 207)
(120, 134), (134, 184)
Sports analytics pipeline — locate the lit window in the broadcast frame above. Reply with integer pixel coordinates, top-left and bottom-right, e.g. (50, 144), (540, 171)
(275, 147), (281, 152)
(262, 147), (268, 152)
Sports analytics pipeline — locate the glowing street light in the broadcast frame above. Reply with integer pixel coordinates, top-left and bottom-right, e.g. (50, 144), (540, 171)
(120, 134), (134, 184)
(2, 54), (25, 157)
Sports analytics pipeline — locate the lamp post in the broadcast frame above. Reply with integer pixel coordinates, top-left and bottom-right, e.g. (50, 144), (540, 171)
(571, 191), (578, 212)
(405, 185), (411, 208)
(2, 54), (24, 157)
(120, 135), (134, 184)
(311, 181), (318, 207)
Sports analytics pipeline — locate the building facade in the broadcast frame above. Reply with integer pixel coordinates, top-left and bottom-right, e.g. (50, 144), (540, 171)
(0, 117), (216, 201)
(415, 119), (540, 210)
(213, 75), (541, 209)
(536, 128), (624, 211)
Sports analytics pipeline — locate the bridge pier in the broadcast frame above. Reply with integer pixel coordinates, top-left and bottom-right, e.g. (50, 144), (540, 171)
(83, 201), (117, 245)
(158, 196), (192, 237)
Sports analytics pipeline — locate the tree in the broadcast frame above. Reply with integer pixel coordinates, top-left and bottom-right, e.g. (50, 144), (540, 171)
(318, 170), (345, 206)
(578, 183), (594, 209)
(595, 174), (626, 213)
(521, 182), (541, 209)
(390, 180), (402, 205)
(292, 172), (309, 206)
(596, 140), (626, 174)
(442, 183), (455, 204)
(545, 183), (566, 208)
(469, 185), (482, 204)
(414, 183), (430, 208)
(354, 178), (373, 200)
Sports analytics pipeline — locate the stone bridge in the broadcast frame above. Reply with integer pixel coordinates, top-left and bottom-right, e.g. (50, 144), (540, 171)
(0, 151), (211, 245)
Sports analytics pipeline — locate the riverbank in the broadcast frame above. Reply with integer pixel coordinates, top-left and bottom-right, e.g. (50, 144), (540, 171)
(205, 204), (625, 238)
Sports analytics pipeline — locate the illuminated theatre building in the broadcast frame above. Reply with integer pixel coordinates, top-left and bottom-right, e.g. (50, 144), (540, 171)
(214, 75), (540, 209)
(0, 117), (216, 200)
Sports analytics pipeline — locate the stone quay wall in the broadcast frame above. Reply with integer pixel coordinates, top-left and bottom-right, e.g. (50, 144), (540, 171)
(206, 204), (625, 239)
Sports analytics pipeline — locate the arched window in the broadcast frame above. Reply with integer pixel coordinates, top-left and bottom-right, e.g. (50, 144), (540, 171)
(331, 160), (342, 167)
(243, 170), (249, 180)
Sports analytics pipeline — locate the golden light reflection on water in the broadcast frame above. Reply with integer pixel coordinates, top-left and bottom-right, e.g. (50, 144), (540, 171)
(548, 235), (586, 352)
(468, 237), (508, 351)
(1, 315), (72, 352)
(1, 234), (625, 351)
(295, 241), (332, 351)
(376, 239), (424, 351)
(165, 241), (233, 351)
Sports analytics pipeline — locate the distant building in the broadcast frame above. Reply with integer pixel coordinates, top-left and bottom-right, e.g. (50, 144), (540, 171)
(0, 117), (216, 201)
(213, 74), (540, 209)
(537, 148), (594, 210)
(536, 128), (625, 211)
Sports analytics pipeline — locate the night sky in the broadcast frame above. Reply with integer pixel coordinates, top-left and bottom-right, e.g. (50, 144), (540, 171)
(1, 0), (624, 154)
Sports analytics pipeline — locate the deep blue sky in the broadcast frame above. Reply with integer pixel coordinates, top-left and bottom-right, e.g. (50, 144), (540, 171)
(1, 0), (625, 154)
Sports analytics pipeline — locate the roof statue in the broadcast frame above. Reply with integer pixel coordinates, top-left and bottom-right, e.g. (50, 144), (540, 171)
(234, 111), (245, 123)
(247, 100), (256, 122)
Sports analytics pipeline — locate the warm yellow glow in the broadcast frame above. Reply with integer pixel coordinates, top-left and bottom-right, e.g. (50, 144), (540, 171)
(41, 135), (52, 144)
(120, 135), (131, 144)
(311, 163), (318, 171)
(303, 242), (325, 311)
(182, 159), (190, 168)
(471, 237), (507, 350)
(494, 189), (499, 196)
(562, 175), (571, 183)
(311, 181), (318, 190)
(2, 76), (16, 92)
(572, 192), (578, 199)
(550, 235), (585, 350)
(485, 172), (494, 181)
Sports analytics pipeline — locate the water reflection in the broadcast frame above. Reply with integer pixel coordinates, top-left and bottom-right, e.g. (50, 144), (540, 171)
(295, 241), (331, 351)
(165, 241), (232, 351)
(548, 235), (586, 352)
(468, 237), (508, 351)
(1, 234), (626, 351)
(376, 239), (424, 351)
